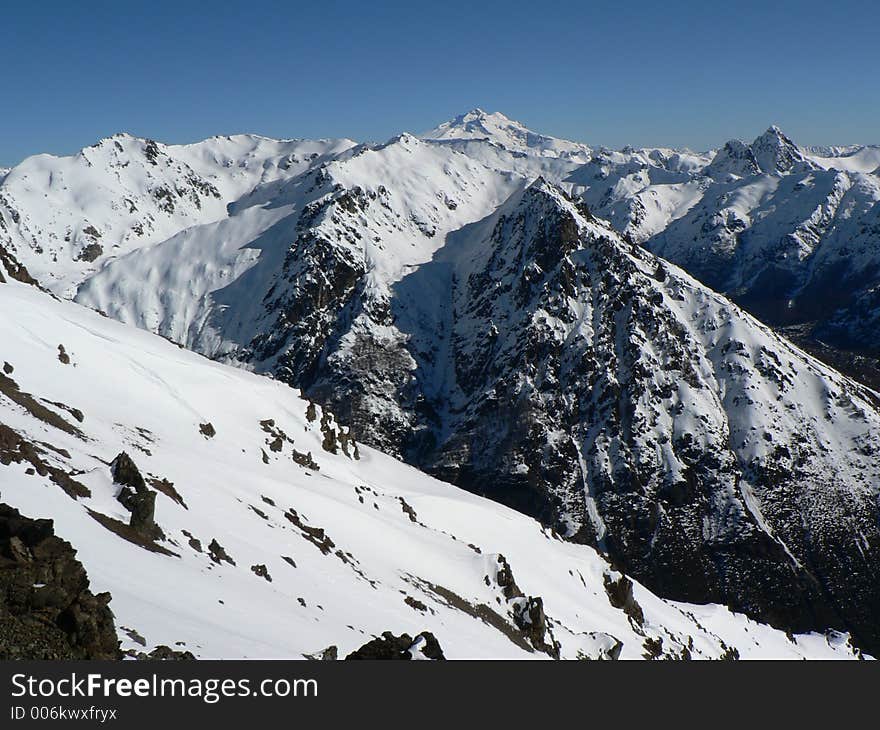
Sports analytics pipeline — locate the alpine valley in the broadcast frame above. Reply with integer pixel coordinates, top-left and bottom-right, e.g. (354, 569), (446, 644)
(1, 109), (879, 659)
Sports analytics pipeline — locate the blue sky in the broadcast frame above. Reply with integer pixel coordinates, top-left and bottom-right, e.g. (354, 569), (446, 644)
(2, 0), (878, 166)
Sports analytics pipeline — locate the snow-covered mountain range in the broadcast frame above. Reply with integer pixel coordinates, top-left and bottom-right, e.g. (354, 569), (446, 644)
(1, 109), (879, 658)
(568, 124), (880, 359)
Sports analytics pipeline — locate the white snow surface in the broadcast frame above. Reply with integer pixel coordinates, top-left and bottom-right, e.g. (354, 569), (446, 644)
(0, 133), (356, 297)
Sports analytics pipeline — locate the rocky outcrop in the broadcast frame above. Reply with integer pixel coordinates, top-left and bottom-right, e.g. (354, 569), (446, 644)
(0, 504), (121, 659)
(490, 554), (559, 657)
(603, 572), (645, 626)
(208, 538), (235, 566)
(304, 645), (338, 661)
(112, 452), (163, 541)
(126, 645), (196, 661)
(345, 631), (445, 660)
(0, 244), (37, 286)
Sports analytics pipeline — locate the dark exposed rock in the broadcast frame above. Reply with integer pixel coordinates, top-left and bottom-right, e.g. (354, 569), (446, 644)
(494, 554), (522, 601)
(2, 362), (12, 375)
(304, 645), (338, 661)
(398, 497), (418, 523)
(404, 596), (427, 612)
(490, 555), (559, 657)
(292, 448), (319, 470)
(199, 422), (216, 438)
(603, 572), (645, 626)
(416, 579), (535, 653)
(0, 244), (37, 286)
(143, 139), (161, 165)
(283, 509), (335, 555)
(642, 636), (664, 660)
(43, 400), (84, 423)
(182, 531), (202, 553)
(76, 242), (103, 262)
(111, 452), (163, 541)
(127, 644), (196, 661)
(511, 596), (558, 658)
(0, 422), (89, 499)
(121, 625), (146, 646)
(87, 510), (175, 557)
(57, 345), (70, 365)
(111, 451), (147, 492)
(345, 630), (445, 660)
(318, 411), (346, 454)
(251, 564), (272, 582)
(148, 476), (187, 509)
(208, 539), (235, 566)
(0, 503), (121, 659)
(0, 372), (84, 438)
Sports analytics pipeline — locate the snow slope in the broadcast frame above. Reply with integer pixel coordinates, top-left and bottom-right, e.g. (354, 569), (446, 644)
(0, 133), (355, 297)
(1, 279), (859, 659)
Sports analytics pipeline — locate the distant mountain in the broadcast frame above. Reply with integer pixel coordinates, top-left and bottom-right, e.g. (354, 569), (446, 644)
(3, 112), (880, 655)
(423, 108), (593, 162)
(0, 133), (355, 297)
(565, 126), (880, 369)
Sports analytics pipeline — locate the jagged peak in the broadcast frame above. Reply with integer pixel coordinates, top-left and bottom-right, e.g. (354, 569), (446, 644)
(750, 124), (809, 174)
(705, 125), (812, 177)
(480, 177), (612, 272)
(759, 123), (789, 140)
(456, 107), (489, 121)
(751, 124), (799, 153)
(505, 176), (573, 214)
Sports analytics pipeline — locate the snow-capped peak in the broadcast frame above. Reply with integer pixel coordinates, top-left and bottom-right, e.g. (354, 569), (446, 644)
(422, 109), (592, 161)
(704, 126), (811, 178)
(425, 108), (522, 140)
(750, 124), (808, 174)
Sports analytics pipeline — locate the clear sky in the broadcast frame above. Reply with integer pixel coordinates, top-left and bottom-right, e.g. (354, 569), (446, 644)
(3, 0), (878, 166)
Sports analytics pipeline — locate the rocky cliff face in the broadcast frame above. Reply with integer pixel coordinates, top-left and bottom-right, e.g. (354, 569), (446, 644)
(248, 178), (880, 651)
(0, 504), (120, 659)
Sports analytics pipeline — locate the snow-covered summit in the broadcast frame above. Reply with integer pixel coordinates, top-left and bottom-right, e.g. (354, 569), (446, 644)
(423, 108), (592, 161)
(705, 126), (812, 179)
